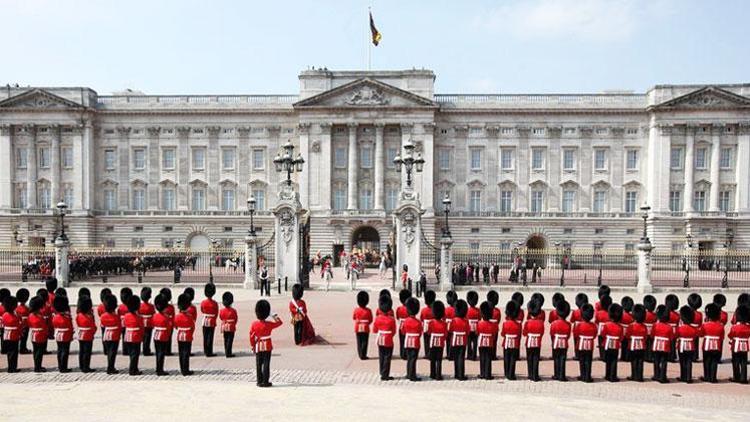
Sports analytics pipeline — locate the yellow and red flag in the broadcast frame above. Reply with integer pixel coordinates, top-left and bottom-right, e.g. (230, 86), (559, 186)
(369, 11), (382, 46)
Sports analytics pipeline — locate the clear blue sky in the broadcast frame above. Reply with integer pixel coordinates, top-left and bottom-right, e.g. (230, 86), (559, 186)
(1, 0), (748, 95)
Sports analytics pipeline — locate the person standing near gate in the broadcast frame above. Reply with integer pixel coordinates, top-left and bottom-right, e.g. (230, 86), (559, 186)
(259, 264), (270, 297)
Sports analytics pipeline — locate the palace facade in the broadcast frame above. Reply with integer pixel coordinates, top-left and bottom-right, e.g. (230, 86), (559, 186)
(0, 69), (749, 255)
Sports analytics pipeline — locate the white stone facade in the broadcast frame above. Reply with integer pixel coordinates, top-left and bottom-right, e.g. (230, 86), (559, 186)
(0, 70), (748, 255)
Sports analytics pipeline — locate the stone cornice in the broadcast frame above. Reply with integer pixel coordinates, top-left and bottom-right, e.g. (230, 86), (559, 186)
(236, 126), (252, 135)
(206, 125), (221, 135)
(116, 126), (131, 135)
(146, 126), (161, 136)
(298, 122), (311, 134)
(0, 124), (10, 136)
(176, 126), (191, 136)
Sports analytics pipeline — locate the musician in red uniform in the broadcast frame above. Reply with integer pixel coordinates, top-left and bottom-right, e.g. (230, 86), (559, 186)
(643, 295), (658, 363)
(249, 300), (283, 387)
(595, 294), (612, 361)
(75, 296), (97, 373)
(626, 304), (648, 381)
(427, 301), (447, 380)
(487, 290), (501, 360)
(139, 287), (155, 357)
(200, 284), (219, 356)
(289, 284), (315, 346)
(676, 306), (700, 383)
(476, 302), (497, 380)
(27, 296), (48, 372)
(571, 293), (588, 360)
(444, 291), (457, 361)
(396, 289), (411, 360)
(466, 291), (480, 361)
(15, 288), (30, 355)
(686, 293), (703, 362)
(420, 290), (436, 359)
(159, 288), (175, 356)
(651, 305), (673, 383)
(619, 296), (634, 362)
(100, 295), (121, 374)
(51, 296), (73, 373)
(372, 295), (397, 380)
(573, 304), (597, 382)
(118, 287), (133, 357)
(174, 293), (195, 376)
(450, 299), (469, 380)
(728, 305), (749, 383)
(665, 294), (680, 363)
(219, 292), (238, 358)
(549, 300), (571, 381)
(523, 299), (544, 381)
(2, 295), (20, 372)
(602, 303), (624, 382)
(501, 300), (522, 380)
(123, 295), (144, 376)
(701, 303), (724, 383)
(402, 297), (422, 381)
(353, 291), (373, 360)
(152, 294), (172, 376)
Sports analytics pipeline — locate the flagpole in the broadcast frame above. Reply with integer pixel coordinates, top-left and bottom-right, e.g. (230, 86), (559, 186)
(367, 6), (372, 71)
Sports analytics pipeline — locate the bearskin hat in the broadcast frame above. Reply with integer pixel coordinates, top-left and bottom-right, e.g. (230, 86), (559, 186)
(556, 300), (571, 320)
(643, 294), (657, 312)
(467, 291), (479, 306)
(446, 290), (457, 306)
(528, 299), (542, 317)
(432, 300), (445, 320)
(292, 283), (303, 301)
(575, 293), (589, 309)
(705, 303), (720, 321)
(255, 299), (271, 320)
(480, 301), (493, 321)
(632, 304), (646, 323)
(140, 287), (152, 302)
(455, 299), (468, 318)
(487, 290), (499, 306)
(205, 283), (216, 298)
(581, 304), (594, 322)
(405, 297), (420, 316)
(621, 296), (634, 313)
(177, 293), (191, 312)
(379, 295), (393, 315)
(222, 292), (234, 307)
(680, 305), (694, 325)
(687, 293), (702, 311)
(15, 288), (29, 304)
(77, 296), (93, 314)
(665, 294), (679, 311)
(505, 300), (519, 320)
(424, 290), (436, 306)
(53, 295), (69, 314)
(713, 293), (726, 308)
(656, 305), (670, 323)
(399, 289), (411, 305)
(357, 291), (370, 307)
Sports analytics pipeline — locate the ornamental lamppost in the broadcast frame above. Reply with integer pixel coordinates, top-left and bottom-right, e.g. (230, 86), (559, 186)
(56, 201), (68, 241)
(209, 239), (219, 284)
(555, 241), (565, 287)
(684, 232), (693, 288)
(442, 193), (452, 238)
(247, 195), (257, 235)
(273, 140), (305, 186)
(722, 228), (734, 288)
(636, 204), (654, 293)
(640, 205), (651, 241)
(393, 138), (425, 188)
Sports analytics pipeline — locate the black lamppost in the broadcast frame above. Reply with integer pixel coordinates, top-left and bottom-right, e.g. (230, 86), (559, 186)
(722, 229), (734, 288)
(273, 140), (305, 186)
(393, 138), (425, 188)
(640, 205), (651, 242)
(209, 239), (219, 284)
(442, 192), (451, 238)
(247, 195), (257, 235)
(56, 201), (68, 242)
(684, 232), (693, 288)
(555, 241), (565, 287)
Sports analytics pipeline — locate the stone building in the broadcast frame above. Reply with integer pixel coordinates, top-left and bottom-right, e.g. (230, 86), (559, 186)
(0, 69), (748, 256)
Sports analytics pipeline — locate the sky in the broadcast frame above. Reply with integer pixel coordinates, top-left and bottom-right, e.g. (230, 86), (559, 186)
(1, 0), (748, 95)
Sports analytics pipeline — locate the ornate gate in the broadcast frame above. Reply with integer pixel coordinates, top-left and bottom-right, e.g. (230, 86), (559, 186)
(299, 215), (310, 288)
(420, 226), (440, 287)
(256, 232), (275, 282)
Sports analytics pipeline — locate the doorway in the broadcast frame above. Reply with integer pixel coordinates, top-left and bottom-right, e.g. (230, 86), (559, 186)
(525, 234), (547, 268)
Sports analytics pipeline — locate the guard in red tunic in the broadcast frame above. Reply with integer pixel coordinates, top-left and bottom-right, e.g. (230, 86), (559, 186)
(687, 293), (703, 362)
(619, 296), (634, 362)
(44, 279), (57, 340)
(219, 292), (238, 358)
(728, 305), (749, 384)
(139, 287), (155, 357)
(152, 294), (173, 376)
(444, 291), (457, 361)
(548, 293), (565, 324)
(201, 283), (219, 356)
(665, 294), (680, 363)
(396, 289), (411, 360)
(118, 287), (133, 357)
(27, 296), (48, 372)
(595, 295), (612, 361)
(594, 285), (610, 312)
(184, 288), (198, 342)
(701, 303), (725, 383)
(376, 289), (394, 318)
(15, 288), (30, 355)
(427, 301), (447, 380)
(123, 295), (144, 376)
(573, 304), (596, 382)
(523, 299), (545, 381)
(466, 291), (480, 361)
(711, 293), (729, 364)
(75, 296), (97, 373)
(501, 300), (522, 380)
(420, 290), (436, 359)
(487, 290), (501, 360)
(477, 302), (497, 380)
(651, 305), (673, 383)
(249, 300), (283, 387)
(159, 288), (175, 356)
(174, 293), (196, 376)
(676, 306), (700, 383)
(97, 288), (111, 351)
(571, 293), (589, 360)
(2, 295), (21, 372)
(372, 295), (397, 380)
(38, 289), (53, 345)
(625, 304), (648, 381)
(643, 295), (658, 363)
(450, 299), (469, 380)
(289, 283), (316, 346)
(101, 295), (121, 374)
(402, 297), (423, 381)
(0, 288), (8, 353)
(52, 296), (73, 373)
(529, 293), (547, 322)
(353, 291), (373, 360)
(549, 300), (571, 381)
(602, 303), (624, 382)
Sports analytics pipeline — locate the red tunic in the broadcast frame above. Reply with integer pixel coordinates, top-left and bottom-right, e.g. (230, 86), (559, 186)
(201, 298), (219, 328)
(15, 304), (29, 329)
(117, 303), (128, 327)
(573, 321), (597, 351)
(152, 312), (173, 342)
(76, 312), (97, 342)
(701, 321), (725, 351)
(174, 311), (195, 343)
(549, 319), (571, 349)
(668, 311), (680, 334)
(570, 308), (582, 324)
(595, 310), (610, 336)
(249, 319), (283, 352)
(501, 318), (522, 349)
(164, 304), (175, 320)
(620, 312), (634, 330)
(52, 313), (74, 343)
(100, 312), (121, 342)
(523, 318), (545, 348)
(420, 306), (435, 333)
(219, 307), (238, 333)
(728, 323), (750, 353)
(139, 301), (155, 329)
(396, 305), (408, 334)
(466, 306), (481, 333)
(719, 310), (728, 326)
(123, 312), (144, 343)
(601, 321), (624, 350)
(691, 311), (704, 328)
(528, 310), (546, 322)
(427, 319), (448, 348)
(644, 311), (657, 335)
(28, 312), (48, 343)
(352, 307), (373, 333)
(96, 303), (106, 318)
(675, 324), (701, 353)
(625, 322), (648, 351)
(401, 316), (422, 349)
(516, 308), (526, 324)
(548, 309), (560, 324)
(477, 320), (498, 348)
(372, 315), (397, 348)
(187, 305), (198, 321)
(375, 308), (395, 318)
(1, 312), (21, 341)
(449, 317), (469, 347)
(651, 322), (674, 352)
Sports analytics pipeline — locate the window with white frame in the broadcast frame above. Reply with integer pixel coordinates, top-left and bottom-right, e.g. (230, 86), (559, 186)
(334, 147), (347, 168)
(192, 148), (206, 170)
(222, 148), (236, 170)
(386, 147), (398, 168)
(562, 190), (576, 212)
(221, 188), (235, 210)
(594, 149), (607, 170)
(359, 188), (373, 210)
(670, 147), (683, 169)
(252, 189), (265, 210)
(105, 149), (116, 170)
(530, 191), (544, 213)
(386, 188), (398, 211)
(252, 149), (265, 170)
(500, 190), (513, 212)
(39, 147), (50, 168)
(191, 187), (206, 210)
(531, 148), (544, 170)
(438, 148), (450, 170)
(104, 189), (116, 210)
(132, 188), (146, 210)
(626, 149), (638, 170)
(15, 148), (27, 168)
(500, 148), (513, 170)
(695, 147), (707, 169)
(719, 190), (732, 212)
(162, 148), (175, 170)
(669, 191), (681, 212)
(333, 189), (346, 210)
(162, 188), (176, 210)
(62, 147), (73, 168)
(16, 187), (27, 209)
(693, 190), (706, 211)
(133, 148), (146, 170)
(63, 187), (74, 208)
(720, 147), (733, 169)
(360, 145), (373, 168)
(593, 190), (607, 212)
(563, 149), (575, 170)
(39, 184), (51, 209)
(469, 190), (481, 212)
(625, 191), (638, 213)
(470, 148), (482, 170)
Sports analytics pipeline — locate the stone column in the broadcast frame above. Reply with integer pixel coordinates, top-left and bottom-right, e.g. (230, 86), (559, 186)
(347, 123), (358, 210)
(708, 125), (721, 212)
(318, 123), (332, 210)
(147, 127), (161, 209)
(27, 125), (38, 208)
(0, 125), (12, 208)
(298, 123), (311, 209)
(55, 236), (71, 287)
(274, 185), (304, 285)
(420, 123), (435, 213)
(636, 237), (653, 293)
(439, 236), (453, 291)
(207, 126), (221, 210)
(177, 126), (190, 210)
(77, 121), (93, 210)
(116, 126), (131, 210)
(683, 125), (695, 213)
(244, 233), (258, 289)
(516, 126), (530, 212)
(646, 121), (671, 212)
(737, 123), (750, 212)
(546, 126), (562, 212)
(51, 125), (61, 205)
(578, 127), (592, 212)
(374, 123), (385, 210)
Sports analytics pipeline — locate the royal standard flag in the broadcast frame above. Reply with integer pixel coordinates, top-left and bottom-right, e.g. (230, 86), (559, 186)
(370, 11), (382, 46)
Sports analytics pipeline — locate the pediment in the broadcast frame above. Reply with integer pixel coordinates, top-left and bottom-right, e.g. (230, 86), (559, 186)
(466, 178), (486, 188)
(294, 78), (437, 108)
(435, 178), (455, 188)
(0, 89), (84, 110)
(652, 86), (750, 110)
(497, 178), (517, 188)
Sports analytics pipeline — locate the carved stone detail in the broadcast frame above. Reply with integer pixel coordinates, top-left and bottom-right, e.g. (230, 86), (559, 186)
(279, 208), (295, 244)
(176, 126), (191, 136)
(116, 126), (131, 135)
(400, 209), (417, 248)
(345, 86), (389, 105)
(311, 140), (321, 153)
(206, 126), (221, 135)
(237, 126), (251, 135)
(146, 126), (161, 136)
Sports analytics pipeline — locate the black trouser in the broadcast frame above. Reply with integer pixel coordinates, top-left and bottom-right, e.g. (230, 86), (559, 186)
(100, 327), (106, 352)
(142, 328), (153, 355)
(678, 350), (693, 382)
(526, 347), (541, 381)
(578, 350), (593, 382)
(378, 346), (393, 379)
(355, 333), (369, 360)
(32, 342), (46, 371)
(223, 332), (235, 357)
(56, 341), (70, 372)
(78, 340), (93, 372)
(692, 338), (700, 362)
(398, 333), (406, 359)
(652, 351), (669, 382)
(504, 348), (519, 380)
(629, 350), (644, 381)
(121, 335), (128, 356)
(178, 341), (192, 375)
(604, 349), (619, 381)
(445, 333), (453, 361)
(103, 340), (118, 373)
(5, 340), (18, 372)
(429, 346), (444, 379)
(155, 341), (167, 374)
(167, 333), (174, 356)
(467, 333), (478, 360)
(703, 350), (720, 383)
(479, 347), (493, 379)
(406, 348), (419, 380)
(645, 338), (654, 362)
(422, 333), (431, 359)
(552, 348), (568, 380)
(597, 336), (605, 361)
(260, 279), (270, 296)
(203, 326), (215, 356)
(669, 340), (678, 362)
(620, 340), (630, 362)
(255, 351), (271, 386)
(127, 342), (140, 375)
(293, 322), (303, 345)
(492, 336), (499, 360)
(453, 345), (466, 379)
(20, 328), (30, 353)
(731, 352), (748, 383)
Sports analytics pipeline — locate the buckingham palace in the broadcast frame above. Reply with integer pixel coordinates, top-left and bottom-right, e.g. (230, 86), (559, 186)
(0, 69), (748, 256)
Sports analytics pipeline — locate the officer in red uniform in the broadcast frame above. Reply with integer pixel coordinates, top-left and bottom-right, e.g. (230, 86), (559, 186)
(549, 300), (571, 381)
(477, 302), (497, 380)
(353, 291), (373, 360)
(728, 304), (749, 384)
(52, 296), (73, 373)
(466, 291), (480, 361)
(651, 305), (673, 383)
(174, 293), (196, 376)
(444, 291), (457, 361)
(372, 295), (397, 380)
(501, 300), (522, 380)
(101, 295), (121, 374)
(626, 304), (648, 381)
(44, 279), (57, 340)
(619, 296), (635, 362)
(396, 289), (411, 360)
(123, 295), (144, 376)
(249, 299), (283, 387)
(571, 293), (588, 360)
(15, 288), (30, 355)
(529, 293), (547, 322)
(487, 290), (501, 360)
(37, 289), (53, 346)
(139, 287), (155, 357)
(665, 294), (680, 363)
(152, 294), (173, 376)
(686, 293), (703, 363)
(75, 296), (97, 373)
(219, 292), (237, 358)
(402, 297), (422, 381)
(118, 288), (133, 357)
(643, 295), (658, 363)
(595, 295), (612, 361)
(602, 303), (624, 382)
(449, 299), (469, 380)
(201, 284), (219, 356)
(27, 296), (48, 372)
(523, 299), (545, 381)
(159, 288), (175, 356)
(97, 288), (111, 352)
(701, 303), (724, 383)
(420, 290), (436, 359)
(2, 295), (21, 372)
(676, 306), (700, 383)
(573, 304), (596, 382)
(289, 283), (314, 346)
(427, 301), (447, 380)
(711, 293), (729, 364)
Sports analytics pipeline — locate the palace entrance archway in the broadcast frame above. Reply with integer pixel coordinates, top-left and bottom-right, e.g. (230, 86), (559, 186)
(351, 225), (381, 253)
(525, 234), (547, 268)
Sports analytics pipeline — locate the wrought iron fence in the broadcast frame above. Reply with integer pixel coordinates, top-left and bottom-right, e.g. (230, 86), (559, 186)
(420, 227), (440, 286)
(0, 248), (55, 282)
(651, 249), (750, 288)
(256, 233), (276, 283)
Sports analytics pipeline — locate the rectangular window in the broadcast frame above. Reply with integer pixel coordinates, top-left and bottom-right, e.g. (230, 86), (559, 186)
(16, 189), (27, 209)
(133, 148), (146, 170)
(562, 190), (576, 213)
(192, 148), (206, 170)
(531, 191), (543, 213)
(386, 188), (398, 211)
(222, 148), (236, 170)
(500, 241), (511, 250)
(162, 188), (176, 210)
(594, 149), (607, 170)
(333, 189), (346, 210)
(720, 147), (733, 169)
(252, 189), (265, 210)
(500, 190), (512, 212)
(162, 149), (176, 170)
(693, 191), (706, 212)
(469, 190), (481, 212)
(438, 148), (450, 170)
(62, 147), (73, 168)
(38, 147), (50, 168)
(191, 188), (206, 210)
(359, 188), (373, 210)
(500, 148), (513, 170)
(104, 189), (116, 210)
(132, 238), (145, 249)
(470, 242), (480, 251)
(470, 148), (482, 170)
(626, 149), (638, 170)
(361, 146), (373, 168)
(695, 147), (707, 169)
(625, 191), (637, 213)
(15, 148), (27, 168)
(531, 148), (544, 170)
(593, 191), (606, 213)
(222, 188), (235, 210)
(105, 149), (116, 170)
(669, 191), (681, 212)
(719, 190), (732, 212)
(563, 149), (575, 170)
(386, 147), (398, 169)
(132, 189), (146, 210)
(670, 147), (683, 169)
(39, 186), (51, 209)
(334, 147), (347, 168)
(252, 149), (265, 170)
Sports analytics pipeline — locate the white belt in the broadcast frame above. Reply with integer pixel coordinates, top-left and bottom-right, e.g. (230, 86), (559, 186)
(629, 335), (645, 350)
(422, 319), (433, 331)
(677, 338), (694, 352)
(125, 328), (140, 331)
(78, 327), (95, 331)
(552, 334), (568, 349)
(176, 327), (191, 331)
(578, 335), (594, 350)
(257, 335), (271, 340)
(703, 335), (721, 351)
